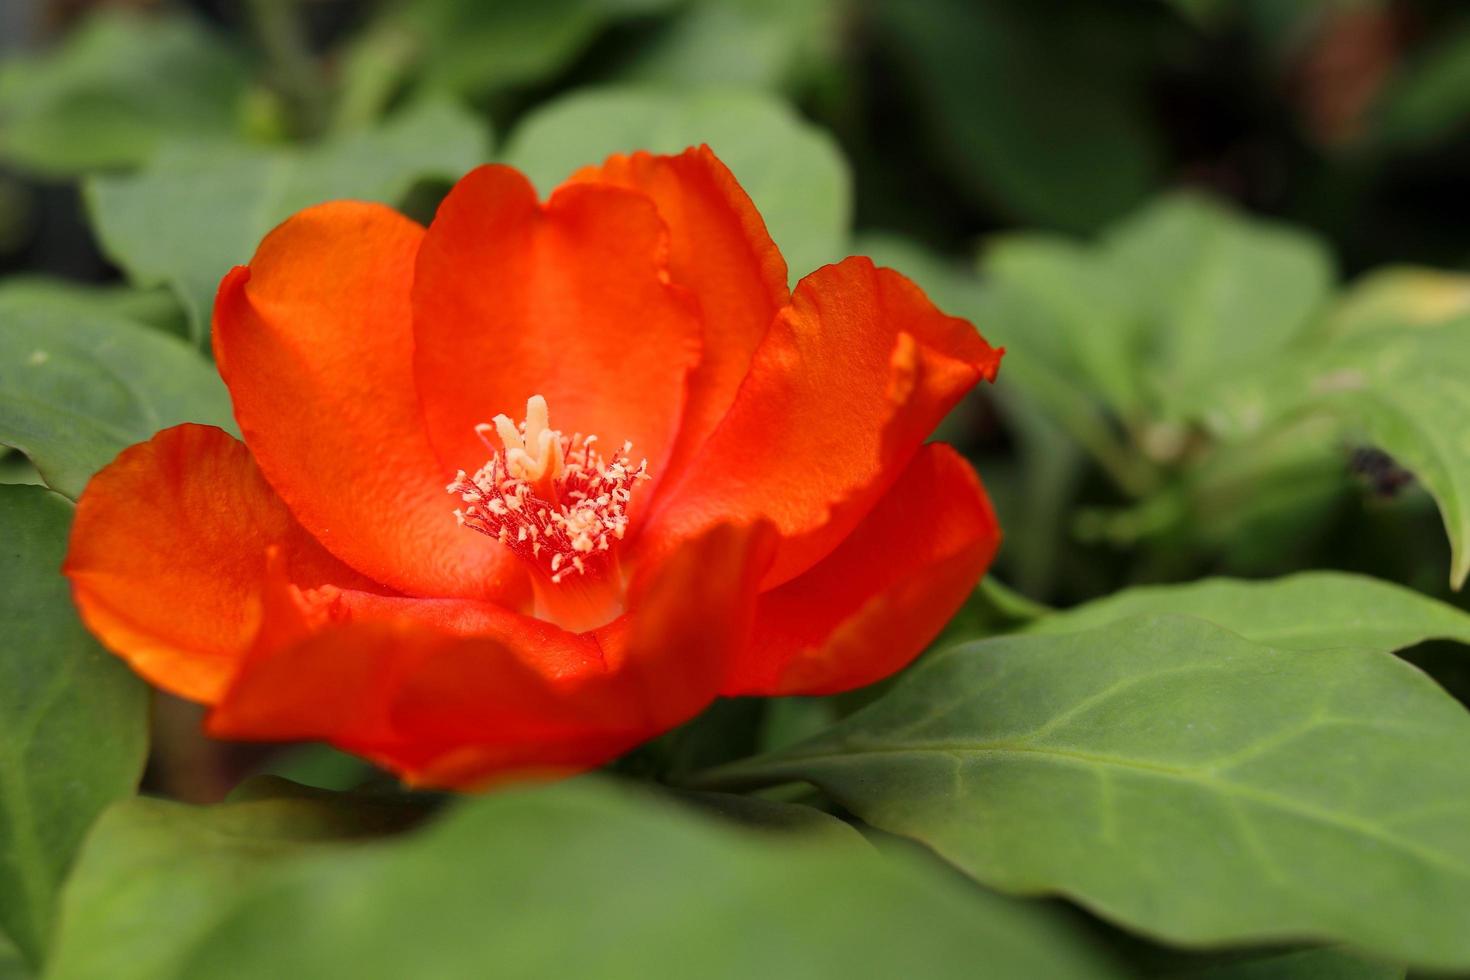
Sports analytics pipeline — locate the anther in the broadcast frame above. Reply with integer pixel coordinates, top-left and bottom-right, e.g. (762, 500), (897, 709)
(447, 395), (650, 589)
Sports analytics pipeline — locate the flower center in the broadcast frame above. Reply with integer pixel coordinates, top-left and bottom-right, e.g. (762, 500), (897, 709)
(447, 395), (649, 632)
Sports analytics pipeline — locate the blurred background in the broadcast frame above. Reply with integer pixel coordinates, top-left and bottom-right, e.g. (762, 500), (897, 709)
(12, 0), (1470, 270)
(5, 0), (1470, 797)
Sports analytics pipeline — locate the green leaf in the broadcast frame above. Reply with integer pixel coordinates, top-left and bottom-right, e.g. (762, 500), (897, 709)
(391, 0), (682, 97)
(1101, 193), (1335, 418)
(952, 194), (1332, 501)
(86, 99), (490, 339)
(220, 776), (433, 827)
(1156, 3), (1323, 54)
(1027, 572), (1470, 652)
(760, 697), (841, 754)
(869, 0), (1162, 232)
(983, 233), (1145, 417)
(1115, 933), (1403, 979)
(63, 779), (1123, 980)
(1327, 265), (1470, 336)
(975, 194), (1332, 420)
(0, 932), (32, 980)
(250, 745), (376, 794)
(611, 0), (841, 92)
(0, 277), (187, 338)
(0, 486), (147, 968)
(0, 9), (247, 177)
(46, 790), (423, 980)
(0, 453), (41, 488)
(665, 790), (870, 846)
(701, 616), (1470, 970)
(503, 86), (851, 281)
(1372, 24), (1470, 150)
(1161, 946), (1404, 979)
(627, 698), (765, 782)
(0, 301), (234, 499)
(1201, 318), (1470, 588)
(975, 577), (1053, 624)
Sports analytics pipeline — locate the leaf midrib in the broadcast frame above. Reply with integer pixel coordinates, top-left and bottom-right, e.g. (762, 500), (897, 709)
(774, 741), (1470, 880)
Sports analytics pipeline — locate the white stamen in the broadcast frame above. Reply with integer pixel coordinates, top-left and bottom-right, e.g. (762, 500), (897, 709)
(447, 394), (650, 585)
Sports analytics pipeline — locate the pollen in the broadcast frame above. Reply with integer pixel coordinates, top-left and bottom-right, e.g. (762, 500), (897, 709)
(447, 395), (650, 584)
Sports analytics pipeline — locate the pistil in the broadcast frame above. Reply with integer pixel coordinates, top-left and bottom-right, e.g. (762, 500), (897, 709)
(448, 396), (649, 632)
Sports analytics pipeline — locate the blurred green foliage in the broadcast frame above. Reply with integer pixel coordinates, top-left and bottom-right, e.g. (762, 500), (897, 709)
(0, 486), (146, 966)
(0, 9), (249, 176)
(86, 97), (489, 335)
(50, 779), (1127, 980)
(0, 300), (233, 497)
(502, 86), (850, 278)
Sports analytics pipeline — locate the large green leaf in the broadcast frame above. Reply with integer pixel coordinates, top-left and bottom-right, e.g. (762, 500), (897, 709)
(503, 86), (851, 281)
(0, 486), (147, 968)
(50, 780), (1124, 980)
(700, 616), (1470, 970)
(0, 301), (233, 500)
(45, 790), (422, 980)
(870, 0), (1162, 232)
(1201, 318), (1470, 588)
(1027, 572), (1470, 651)
(0, 9), (247, 177)
(1102, 193), (1335, 416)
(86, 99), (490, 338)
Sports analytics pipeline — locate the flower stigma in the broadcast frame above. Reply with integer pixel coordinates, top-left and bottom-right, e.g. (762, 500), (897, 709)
(448, 395), (649, 631)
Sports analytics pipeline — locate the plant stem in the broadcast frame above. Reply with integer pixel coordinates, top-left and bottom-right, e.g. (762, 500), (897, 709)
(246, 0), (329, 140)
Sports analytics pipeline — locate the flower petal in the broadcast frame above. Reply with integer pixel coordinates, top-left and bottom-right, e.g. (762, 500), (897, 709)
(207, 520), (775, 788)
(207, 619), (616, 786)
(640, 257), (1001, 587)
(412, 165), (702, 498)
(63, 424), (376, 703)
(213, 201), (526, 603)
(726, 443), (1000, 696)
(597, 518), (778, 728)
(572, 146), (789, 484)
(309, 589), (604, 681)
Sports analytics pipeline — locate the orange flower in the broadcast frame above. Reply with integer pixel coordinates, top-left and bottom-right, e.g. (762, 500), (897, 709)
(63, 147), (1002, 787)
